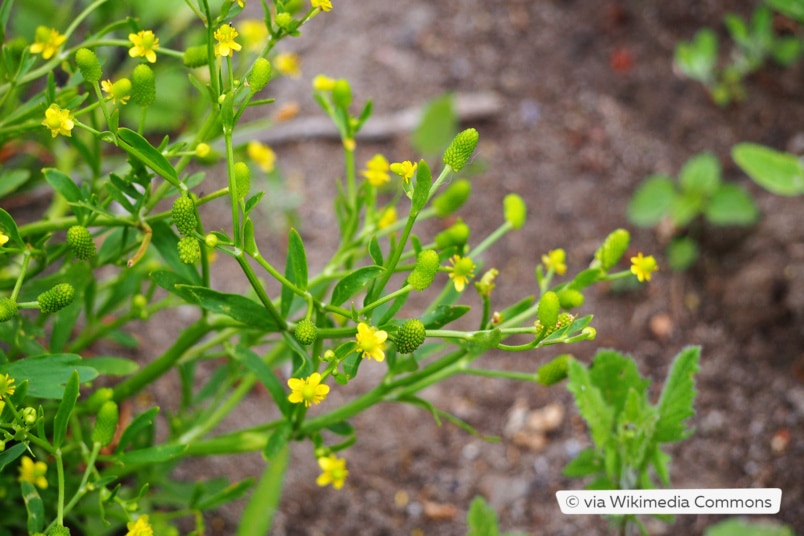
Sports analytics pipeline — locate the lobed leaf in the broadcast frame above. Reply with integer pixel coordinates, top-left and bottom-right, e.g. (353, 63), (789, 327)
(654, 346), (701, 442)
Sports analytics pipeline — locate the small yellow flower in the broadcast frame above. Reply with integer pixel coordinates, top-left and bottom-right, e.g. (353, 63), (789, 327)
(0, 231), (9, 247)
(541, 248), (567, 276)
(448, 255), (476, 292)
(247, 141), (276, 173)
(19, 456), (48, 489)
(475, 268), (499, 297)
(195, 143), (211, 158)
(630, 253), (658, 282)
(312, 74), (336, 91)
(236, 0), (245, 7)
(0, 373), (15, 398)
(125, 515), (154, 536)
(355, 322), (388, 362)
(274, 52), (301, 78)
(361, 154), (390, 186)
(214, 24), (242, 57)
(312, 0), (333, 12)
(239, 19), (269, 51)
(389, 161), (417, 184)
(30, 26), (66, 60)
(316, 454), (348, 489)
(128, 30), (160, 63)
(287, 372), (330, 407)
(377, 206), (397, 230)
(42, 103), (75, 138)
(101, 79), (131, 105)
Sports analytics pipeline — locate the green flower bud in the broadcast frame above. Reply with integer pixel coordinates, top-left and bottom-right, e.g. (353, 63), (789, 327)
(66, 225), (96, 260)
(294, 318), (317, 346)
(443, 128), (479, 172)
(205, 233), (219, 248)
(408, 249), (440, 291)
(247, 58), (272, 93)
(557, 289), (584, 310)
(432, 179), (471, 217)
(537, 291), (560, 329)
(503, 193), (527, 229)
(91, 400), (119, 447)
(434, 219), (470, 250)
(38, 283), (75, 314)
(395, 319), (426, 354)
(233, 161), (251, 200)
(536, 354), (571, 386)
(0, 440), (5, 452)
(595, 228), (630, 271)
(183, 45), (208, 68)
(275, 13), (293, 30)
(130, 64), (155, 107)
(22, 407), (37, 425)
(75, 48), (101, 83)
(85, 387), (113, 411)
(0, 297), (18, 322)
(332, 79), (352, 109)
(177, 236), (201, 264)
(47, 525), (72, 536)
(172, 195), (197, 236)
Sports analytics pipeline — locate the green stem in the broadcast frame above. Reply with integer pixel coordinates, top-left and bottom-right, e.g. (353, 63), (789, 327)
(235, 253), (287, 330)
(10, 250), (31, 301)
(60, 443), (100, 518)
(55, 449), (66, 525)
(224, 127), (241, 247)
(366, 208), (418, 304)
(463, 367), (538, 382)
(469, 221), (512, 259)
(427, 165), (453, 200)
(358, 284), (412, 316)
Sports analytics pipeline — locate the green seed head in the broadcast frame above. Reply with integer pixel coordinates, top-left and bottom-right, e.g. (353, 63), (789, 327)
(432, 179), (472, 218)
(172, 195), (197, 236)
(66, 225), (96, 260)
(434, 219), (470, 250)
(294, 319), (318, 346)
(130, 64), (156, 107)
(537, 291), (560, 329)
(395, 319), (426, 354)
(247, 58), (272, 93)
(177, 236), (201, 264)
(91, 400), (119, 447)
(443, 128), (479, 172)
(47, 525), (72, 536)
(183, 45), (208, 68)
(0, 297), (18, 322)
(233, 161), (251, 200)
(75, 48), (102, 83)
(595, 228), (630, 271)
(536, 354), (571, 386)
(38, 283), (75, 314)
(332, 79), (352, 109)
(557, 289), (585, 310)
(408, 249), (440, 291)
(503, 193), (527, 229)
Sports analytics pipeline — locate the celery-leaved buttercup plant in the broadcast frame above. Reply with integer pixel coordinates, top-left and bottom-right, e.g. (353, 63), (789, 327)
(0, 1), (662, 534)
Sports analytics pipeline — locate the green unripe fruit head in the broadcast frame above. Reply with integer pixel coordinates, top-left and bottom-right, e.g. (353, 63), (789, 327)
(503, 193), (527, 229)
(395, 319), (426, 354)
(47, 525), (72, 536)
(434, 219), (470, 250)
(557, 289), (584, 310)
(91, 400), (119, 447)
(275, 13), (293, 30)
(172, 195), (197, 236)
(183, 45), (207, 68)
(332, 79), (352, 109)
(537, 291), (560, 329)
(432, 179), (471, 217)
(248, 58), (272, 93)
(0, 297), (18, 322)
(294, 319), (317, 346)
(66, 225), (96, 260)
(408, 249), (440, 291)
(443, 128), (479, 172)
(177, 237), (201, 264)
(131, 64), (156, 107)
(536, 354), (571, 386)
(595, 228), (630, 271)
(75, 48), (102, 83)
(233, 161), (251, 200)
(38, 283), (75, 313)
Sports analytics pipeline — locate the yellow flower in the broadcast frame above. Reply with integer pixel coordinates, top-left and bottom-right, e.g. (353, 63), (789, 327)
(128, 30), (159, 63)
(240, 19), (269, 51)
(30, 26), (66, 60)
(125, 515), (154, 536)
(101, 79), (131, 105)
(312, 0), (333, 12)
(195, 143), (211, 158)
(377, 206), (397, 229)
(42, 103), (75, 138)
(630, 253), (658, 282)
(0, 373), (15, 398)
(361, 154), (390, 186)
(274, 52), (301, 78)
(389, 161), (417, 184)
(541, 248), (567, 276)
(214, 24), (242, 57)
(0, 231), (9, 247)
(236, 0), (245, 7)
(19, 456), (48, 489)
(316, 454), (348, 489)
(312, 74), (336, 91)
(287, 372), (330, 407)
(247, 141), (276, 173)
(355, 322), (388, 362)
(448, 255), (476, 292)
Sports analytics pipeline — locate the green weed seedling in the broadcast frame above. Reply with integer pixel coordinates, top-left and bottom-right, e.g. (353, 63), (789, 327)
(628, 152), (758, 270)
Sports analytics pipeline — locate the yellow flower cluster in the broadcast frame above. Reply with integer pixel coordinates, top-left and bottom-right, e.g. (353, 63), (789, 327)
(19, 456), (48, 489)
(42, 104), (74, 138)
(361, 154), (390, 186)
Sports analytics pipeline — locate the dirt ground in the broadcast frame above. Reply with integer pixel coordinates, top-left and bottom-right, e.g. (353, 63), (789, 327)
(125, 0), (804, 534)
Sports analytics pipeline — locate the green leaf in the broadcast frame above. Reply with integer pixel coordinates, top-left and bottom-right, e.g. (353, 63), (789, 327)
(330, 266), (385, 307)
(21, 481), (44, 534)
(195, 478), (255, 511)
(150, 269), (201, 304)
(567, 358), (614, 449)
(563, 447), (603, 478)
(326, 421), (355, 436)
(704, 518), (794, 536)
(243, 217), (259, 256)
(228, 344), (290, 416)
(0, 169), (30, 198)
(86, 356), (140, 376)
(239, 443), (289, 536)
(627, 175), (676, 227)
(53, 370), (80, 448)
(0, 354), (98, 399)
(704, 183), (759, 226)
(467, 495), (500, 536)
(732, 143), (804, 196)
(412, 93), (457, 157)
(771, 36), (803, 65)
(411, 159), (432, 214)
(679, 152), (721, 196)
(117, 127), (180, 188)
(667, 236), (699, 271)
(117, 444), (187, 465)
(116, 407), (159, 453)
(674, 28), (718, 83)
(0, 208), (24, 248)
(281, 228), (308, 317)
(649, 444), (672, 487)
(463, 328), (502, 354)
(421, 304), (471, 329)
(588, 350), (650, 416)
(669, 190), (703, 227)
(368, 235), (384, 266)
(0, 442), (27, 472)
(43, 168), (87, 220)
(765, 0), (804, 23)
(654, 346), (700, 442)
(178, 285), (280, 331)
